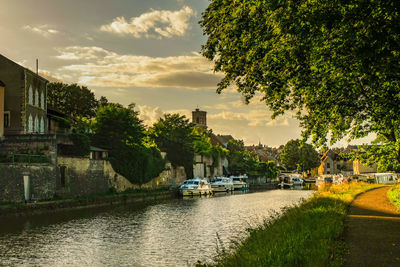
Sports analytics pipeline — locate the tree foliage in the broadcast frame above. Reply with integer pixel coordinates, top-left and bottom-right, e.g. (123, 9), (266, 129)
(226, 139), (277, 177)
(280, 140), (320, 172)
(201, 1), (400, 165)
(47, 82), (99, 118)
(92, 104), (164, 185)
(149, 114), (195, 178)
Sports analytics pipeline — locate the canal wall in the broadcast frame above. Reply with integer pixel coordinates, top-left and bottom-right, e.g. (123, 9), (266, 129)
(57, 156), (110, 198)
(107, 161), (186, 192)
(0, 155), (187, 202)
(0, 190), (174, 218)
(0, 164), (56, 202)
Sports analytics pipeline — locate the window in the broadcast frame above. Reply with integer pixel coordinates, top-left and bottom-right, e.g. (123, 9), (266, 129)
(196, 117), (199, 123)
(35, 89), (39, 107)
(40, 117), (44, 133)
(41, 92), (45, 109)
(4, 111), (10, 128)
(60, 166), (66, 187)
(327, 163), (330, 168)
(34, 116), (39, 133)
(28, 86), (33, 105)
(28, 115), (33, 133)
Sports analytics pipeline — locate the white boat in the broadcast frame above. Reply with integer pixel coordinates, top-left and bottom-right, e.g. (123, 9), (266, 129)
(278, 175), (304, 189)
(231, 174), (249, 190)
(210, 177), (234, 192)
(278, 175), (292, 189)
(179, 179), (213, 196)
(291, 176), (304, 187)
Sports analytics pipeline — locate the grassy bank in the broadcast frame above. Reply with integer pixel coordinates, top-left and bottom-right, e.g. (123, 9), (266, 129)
(202, 182), (382, 267)
(388, 184), (400, 210)
(0, 188), (173, 218)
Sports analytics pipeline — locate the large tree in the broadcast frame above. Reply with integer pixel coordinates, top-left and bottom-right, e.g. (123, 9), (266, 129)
(92, 104), (164, 185)
(280, 140), (320, 172)
(47, 82), (98, 118)
(201, 1), (400, 165)
(149, 114), (195, 178)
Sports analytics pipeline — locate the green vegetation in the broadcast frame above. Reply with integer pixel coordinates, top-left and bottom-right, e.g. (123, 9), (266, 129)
(149, 113), (196, 178)
(388, 184), (400, 210)
(202, 183), (382, 267)
(92, 104), (164, 185)
(280, 139), (320, 172)
(226, 139), (277, 177)
(201, 0), (400, 168)
(47, 82), (99, 118)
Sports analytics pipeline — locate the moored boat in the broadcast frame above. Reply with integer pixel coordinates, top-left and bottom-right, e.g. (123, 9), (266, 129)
(179, 179), (213, 196)
(210, 177), (234, 192)
(231, 174), (249, 190)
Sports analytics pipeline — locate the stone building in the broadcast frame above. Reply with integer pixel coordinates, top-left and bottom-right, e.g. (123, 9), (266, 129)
(318, 149), (353, 175)
(191, 108), (229, 178)
(0, 54), (48, 136)
(192, 108), (207, 129)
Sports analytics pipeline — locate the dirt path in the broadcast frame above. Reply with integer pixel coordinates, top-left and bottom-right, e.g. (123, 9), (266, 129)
(344, 186), (400, 266)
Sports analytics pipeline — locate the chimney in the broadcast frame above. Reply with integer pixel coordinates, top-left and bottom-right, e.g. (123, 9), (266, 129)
(36, 59), (38, 74)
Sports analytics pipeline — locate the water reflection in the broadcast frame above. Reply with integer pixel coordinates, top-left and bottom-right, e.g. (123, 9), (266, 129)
(0, 190), (312, 266)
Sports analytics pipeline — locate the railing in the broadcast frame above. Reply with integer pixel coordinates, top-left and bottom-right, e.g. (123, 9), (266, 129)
(1, 154), (49, 164)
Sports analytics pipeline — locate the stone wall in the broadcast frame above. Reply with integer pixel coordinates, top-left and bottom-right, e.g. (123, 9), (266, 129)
(193, 154), (225, 179)
(0, 151), (187, 202)
(57, 156), (109, 197)
(0, 164), (56, 202)
(106, 161), (186, 192)
(0, 134), (72, 165)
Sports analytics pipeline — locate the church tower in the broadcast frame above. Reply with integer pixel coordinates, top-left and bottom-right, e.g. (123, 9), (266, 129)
(192, 108), (207, 129)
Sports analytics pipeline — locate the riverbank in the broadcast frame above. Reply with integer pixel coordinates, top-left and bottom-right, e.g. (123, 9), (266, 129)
(201, 182), (383, 267)
(0, 188), (175, 218)
(388, 184), (400, 210)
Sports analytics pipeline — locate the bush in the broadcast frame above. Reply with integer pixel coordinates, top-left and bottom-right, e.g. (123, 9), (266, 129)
(110, 144), (165, 185)
(388, 184), (400, 210)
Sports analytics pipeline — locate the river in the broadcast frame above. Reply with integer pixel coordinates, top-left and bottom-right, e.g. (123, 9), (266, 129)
(0, 190), (312, 266)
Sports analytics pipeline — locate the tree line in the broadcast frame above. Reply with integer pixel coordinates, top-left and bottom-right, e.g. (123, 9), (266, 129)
(47, 83), (283, 184)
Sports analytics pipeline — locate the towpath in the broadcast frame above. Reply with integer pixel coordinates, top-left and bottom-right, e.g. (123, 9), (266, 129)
(344, 186), (400, 266)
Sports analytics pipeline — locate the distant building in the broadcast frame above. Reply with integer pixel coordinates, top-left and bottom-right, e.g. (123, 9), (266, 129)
(192, 108), (207, 129)
(0, 54), (48, 136)
(191, 108), (230, 177)
(353, 159), (378, 175)
(245, 143), (282, 165)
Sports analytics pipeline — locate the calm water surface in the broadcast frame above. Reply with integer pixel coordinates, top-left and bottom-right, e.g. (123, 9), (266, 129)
(0, 190), (312, 266)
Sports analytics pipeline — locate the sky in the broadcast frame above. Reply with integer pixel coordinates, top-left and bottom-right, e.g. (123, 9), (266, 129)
(0, 0), (373, 147)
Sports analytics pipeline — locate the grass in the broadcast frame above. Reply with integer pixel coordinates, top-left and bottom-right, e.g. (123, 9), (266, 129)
(199, 182), (382, 267)
(387, 184), (400, 210)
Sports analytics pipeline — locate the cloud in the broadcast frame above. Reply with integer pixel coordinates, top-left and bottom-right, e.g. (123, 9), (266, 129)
(100, 6), (196, 38)
(23, 25), (59, 37)
(38, 70), (64, 83)
(55, 46), (222, 89)
(138, 105), (164, 126)
(209, 109), (292, 127)
(136, 104), (299, 146)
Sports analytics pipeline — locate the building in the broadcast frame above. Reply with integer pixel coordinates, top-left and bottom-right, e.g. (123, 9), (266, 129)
(0, 54), (48, 137)
(246, 143), (282, 165)
(318, 149), (353, 175)
(353, 159), (378, 175)
(191, 108), (229, 178)
(192, 108), (207, 129)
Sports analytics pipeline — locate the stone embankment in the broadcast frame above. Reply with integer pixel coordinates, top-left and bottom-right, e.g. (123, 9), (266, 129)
(0, 190), (174, 218)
